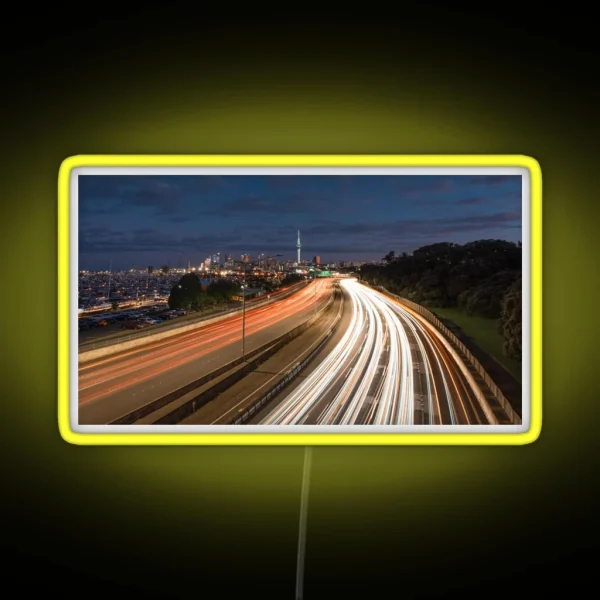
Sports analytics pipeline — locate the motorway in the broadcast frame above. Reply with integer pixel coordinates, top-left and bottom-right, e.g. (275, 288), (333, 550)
(78, 279), (332, 424)
(177, 286), (343, 425)
(257, 279), (495, 426)
(78, 284), (301, 344)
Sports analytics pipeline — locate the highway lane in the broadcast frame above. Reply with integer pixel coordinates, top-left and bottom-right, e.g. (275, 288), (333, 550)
(78, 280), (332, 424)
(78, 283), (300, 345)
(178, 286), (344, 425)
(259, 279), (492, 426)
(248, 283), (355, 425)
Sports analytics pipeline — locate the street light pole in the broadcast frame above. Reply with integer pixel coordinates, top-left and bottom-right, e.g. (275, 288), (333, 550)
(107, 260), (112, 307)
(241, 284), (246, 360)
(241, 261), (248, 360)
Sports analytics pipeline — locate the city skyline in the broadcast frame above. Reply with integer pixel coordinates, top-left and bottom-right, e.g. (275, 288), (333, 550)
(79, 174), (522, 270)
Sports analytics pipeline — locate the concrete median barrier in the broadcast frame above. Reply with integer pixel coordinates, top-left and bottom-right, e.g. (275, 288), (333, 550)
(231, 289), (345, 425)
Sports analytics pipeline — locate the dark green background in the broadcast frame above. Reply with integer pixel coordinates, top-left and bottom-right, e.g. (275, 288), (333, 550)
(3, 13), (597, 597)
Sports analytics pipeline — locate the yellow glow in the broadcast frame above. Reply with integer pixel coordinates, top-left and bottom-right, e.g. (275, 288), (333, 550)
(58, 154), (541, 446)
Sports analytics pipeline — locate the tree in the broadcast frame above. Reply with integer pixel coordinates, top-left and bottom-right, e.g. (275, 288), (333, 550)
(168, 272), (204, 310)
(203, 295), (216, 308)
(360, 239), (522, 316)
(111, 300), (119, 311)
(282, 273), (304, 286)
(499, 276), (522, 360)
(207, 279), (239, 304)
(161, 265), (170, 275)
(457, 270), (519, 318)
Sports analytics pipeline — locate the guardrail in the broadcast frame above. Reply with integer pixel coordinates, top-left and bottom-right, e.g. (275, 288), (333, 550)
(109, 287), (337, 425)
(231, 286), (344, 425)
(78, 281), (308, 357)
(371, 285), (520, 425)
(79, 298), (164, 315)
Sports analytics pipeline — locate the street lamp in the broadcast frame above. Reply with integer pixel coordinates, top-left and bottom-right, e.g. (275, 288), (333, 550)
(241, 284), (247, 360)
(240, 257), (253, 360)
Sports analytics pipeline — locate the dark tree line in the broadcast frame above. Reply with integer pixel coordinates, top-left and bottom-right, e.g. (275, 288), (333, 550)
(360, 240), (522, 361)
(499, 275), (522, 360)
(281, 273), (305, 286)
(167, 271), (307, 313)
(168, 273), (240, 311)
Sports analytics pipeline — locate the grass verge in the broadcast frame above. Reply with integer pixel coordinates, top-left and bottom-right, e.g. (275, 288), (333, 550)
(430, 306), (522, 382)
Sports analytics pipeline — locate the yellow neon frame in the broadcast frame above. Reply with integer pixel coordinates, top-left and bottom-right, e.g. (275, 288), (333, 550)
(58, 155), (542, 445)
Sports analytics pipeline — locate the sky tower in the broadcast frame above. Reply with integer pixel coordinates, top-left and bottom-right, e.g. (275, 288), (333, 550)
(296, 230), (301, 264)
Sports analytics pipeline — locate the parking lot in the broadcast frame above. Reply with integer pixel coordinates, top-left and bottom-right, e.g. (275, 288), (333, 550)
(77, 287), (289, 346)
(78, 305), (189, 343)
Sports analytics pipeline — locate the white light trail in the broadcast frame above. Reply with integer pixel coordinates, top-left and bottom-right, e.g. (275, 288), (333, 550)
(261, 279), (490, 426)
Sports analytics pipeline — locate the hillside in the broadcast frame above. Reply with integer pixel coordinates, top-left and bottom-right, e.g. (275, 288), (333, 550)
(360, 240), (523, 364)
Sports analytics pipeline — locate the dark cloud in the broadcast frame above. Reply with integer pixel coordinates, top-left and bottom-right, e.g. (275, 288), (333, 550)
(384, 176), (456, 195)
(79, 174), (520, 217)
(298, 221), (343, 235)
(264, 177), (303, 190)
(467, 175), (521, 186)
(78, 174), (522, 268)
(164, 215), (193, 224)
(502, 189), (522, 201)
(126, 181), (184, 215)
(456, 196), (485, 205)
(304, 212), (520, 237)
(81, 226), (118, 237)
(337, 223), (388, 234)
(80, 228), (241, 254)
(79, 200), (121, 215)
(80, 212), (520, 258)
(78, 175), (229, 217)
(203, 190), (337, 216)
(180, 234), (240, 246)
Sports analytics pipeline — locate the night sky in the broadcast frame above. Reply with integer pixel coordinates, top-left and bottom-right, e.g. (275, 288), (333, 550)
(78, 175), (522, 270)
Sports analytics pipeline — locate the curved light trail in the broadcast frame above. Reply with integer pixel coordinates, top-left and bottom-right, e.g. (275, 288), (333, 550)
(79, 280), (331, 406)
(261, 279), (492, 426)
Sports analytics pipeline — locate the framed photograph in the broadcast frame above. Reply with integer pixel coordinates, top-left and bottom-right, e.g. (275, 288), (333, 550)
(58, 155), (542, 445)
